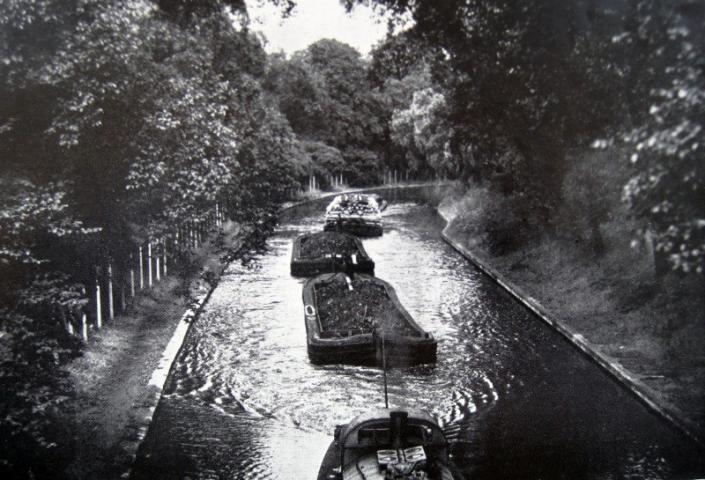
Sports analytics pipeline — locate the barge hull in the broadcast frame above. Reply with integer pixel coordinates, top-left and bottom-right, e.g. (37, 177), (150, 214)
(303, 273), (437, 367)
(291, 233), (376, 276)
(324, 221), (383, 237)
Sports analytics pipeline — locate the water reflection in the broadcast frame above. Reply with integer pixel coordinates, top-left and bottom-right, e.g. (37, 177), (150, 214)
(132, 191), (703, 480)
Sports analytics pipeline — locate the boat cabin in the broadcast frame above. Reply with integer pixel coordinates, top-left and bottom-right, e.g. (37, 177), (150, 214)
(331, 408), (453, 480)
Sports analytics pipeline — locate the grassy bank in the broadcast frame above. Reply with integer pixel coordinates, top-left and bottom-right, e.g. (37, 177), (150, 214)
(53, 219), (269, 479)
(440, 153), (705, 445)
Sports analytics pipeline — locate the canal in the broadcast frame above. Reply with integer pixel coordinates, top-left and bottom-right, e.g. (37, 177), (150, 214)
(131, 188), (704, 480)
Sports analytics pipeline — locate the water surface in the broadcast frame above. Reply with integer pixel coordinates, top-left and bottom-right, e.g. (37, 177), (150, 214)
(132, 189), (703, 479)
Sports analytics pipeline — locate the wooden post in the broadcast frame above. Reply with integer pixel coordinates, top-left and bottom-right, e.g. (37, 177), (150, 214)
(155, 246), (161, 282)
(147, 241), (153, 288)
(163, 238), (168, 277)
(59, 307), (73, 336)
(81, 312), (88, 342)
(138, 246), (144, 289)
(95, 267), (102, 329)
(65, 310), (74, 336)
(107, 263), (114, 321)
(130, 266), (135, 298)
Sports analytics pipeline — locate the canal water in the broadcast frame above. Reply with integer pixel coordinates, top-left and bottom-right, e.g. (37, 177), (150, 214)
(132, 188), (704, 480)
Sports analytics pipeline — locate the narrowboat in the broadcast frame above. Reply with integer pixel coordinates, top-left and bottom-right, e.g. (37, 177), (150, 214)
(291, 231), (375, 277)
(317, 408), (464, 480)
(324, 194), (383, 237)
(302, 273), (437, 366)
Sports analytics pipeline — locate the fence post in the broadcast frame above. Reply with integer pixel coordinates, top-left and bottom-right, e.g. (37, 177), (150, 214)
(66, 311), (74, 336)
(163, 238), (168, 277)
(58, 306), (73, 336)
(138, 246), (144, 289)
(95, 266), (102, 329)
(107, 262), (114, 321)
(155, 240), (161, 282)
(81, 312), (88, 342)
(147, 241), (153, 288)
(130, 257), (136, 298)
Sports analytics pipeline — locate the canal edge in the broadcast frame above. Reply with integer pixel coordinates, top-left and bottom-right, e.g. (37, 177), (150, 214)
(119, 232), (248, 479)
(438, 211), (705, 450)
(119, 183), (448, 478)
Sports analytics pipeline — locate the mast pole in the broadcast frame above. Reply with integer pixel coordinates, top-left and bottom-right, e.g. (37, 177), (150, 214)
(382, 332), (389, 408)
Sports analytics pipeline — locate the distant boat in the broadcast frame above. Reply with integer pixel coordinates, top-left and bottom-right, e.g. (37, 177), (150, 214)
(291, 232), (375, 277)
(302, 273), (437, 366)
(324, 194), (383, 237)
(317, 408), (464, 480)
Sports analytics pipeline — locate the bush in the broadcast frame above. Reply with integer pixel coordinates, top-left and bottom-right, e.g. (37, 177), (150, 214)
(448, 186), (532, 256)
(0, 310), (79, 479)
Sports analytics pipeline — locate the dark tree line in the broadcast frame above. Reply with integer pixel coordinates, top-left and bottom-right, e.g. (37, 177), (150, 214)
(0, 1), (306, 476)
(347, 0), (705, 272)
(2, 0), (704, 476)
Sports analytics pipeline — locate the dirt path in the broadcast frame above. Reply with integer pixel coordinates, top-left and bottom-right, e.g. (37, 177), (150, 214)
(59, 222), (246, 480)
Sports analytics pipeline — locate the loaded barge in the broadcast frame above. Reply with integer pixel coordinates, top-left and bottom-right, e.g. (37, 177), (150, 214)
(290, 231), (375, 277)
(302, 273), (437, 366)
(324, 194), (384, 237)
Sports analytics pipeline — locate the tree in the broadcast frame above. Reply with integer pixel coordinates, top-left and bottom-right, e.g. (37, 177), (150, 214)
(350, 0), (628, 225)
(620, 0), (705, 274)
(390, 87), (453, 174)
(265, 39), (391, 185)
(0, 0), (306, 474)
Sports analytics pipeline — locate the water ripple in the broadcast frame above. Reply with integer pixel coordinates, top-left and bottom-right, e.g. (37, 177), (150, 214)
(132, 195), (704, 480)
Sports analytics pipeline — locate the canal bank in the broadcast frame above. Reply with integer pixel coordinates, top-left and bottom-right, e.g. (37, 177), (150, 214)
(105, 183), (445, 478)
(130, 192), (703, 480)
(58, 219), (261, 480)
(437, 205), (705, 451)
